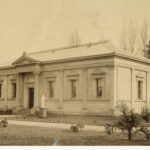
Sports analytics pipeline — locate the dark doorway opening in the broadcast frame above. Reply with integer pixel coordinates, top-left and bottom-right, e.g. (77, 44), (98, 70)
(29, 88), (34, 109)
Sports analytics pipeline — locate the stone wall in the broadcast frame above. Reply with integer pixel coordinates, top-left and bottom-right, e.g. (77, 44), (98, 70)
(39, 60), (114, 116)
(115, 57), (150, 115)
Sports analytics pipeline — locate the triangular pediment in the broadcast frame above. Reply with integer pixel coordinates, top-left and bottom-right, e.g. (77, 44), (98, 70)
(12, 53), (39, 66)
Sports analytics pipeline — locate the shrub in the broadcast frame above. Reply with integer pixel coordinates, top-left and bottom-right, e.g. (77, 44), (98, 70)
(0, 118), (8, 128)
(141, 108), (150, 123)
(116, 104), (141, 140)
(70, 122), (85, 132)
(132, 127), (150, 140)
(0, 109), (12, 115)
(105, 124), (113, 135)
(104, 123), (116, 135)
(70, 124), (79, 132)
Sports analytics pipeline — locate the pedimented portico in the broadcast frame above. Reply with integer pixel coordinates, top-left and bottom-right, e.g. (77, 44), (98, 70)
(11, 52), (41, 110)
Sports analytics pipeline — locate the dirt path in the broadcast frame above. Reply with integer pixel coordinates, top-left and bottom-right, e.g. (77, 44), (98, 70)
(8, 120), (105, 131)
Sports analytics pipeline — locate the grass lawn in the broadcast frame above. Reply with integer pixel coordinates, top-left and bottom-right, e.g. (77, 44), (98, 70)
(14, 114), (118, 126)
(0, 124), (150, 145)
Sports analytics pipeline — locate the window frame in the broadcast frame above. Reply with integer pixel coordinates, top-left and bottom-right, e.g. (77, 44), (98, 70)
(71, 79), (77, 98)
(49, 80), (55, 98)
(45, 76), (56, 100)
(96, 78), (103, 98)
(136, 78), (144, 100)
(11, 81), (17, 99)
(67, 75), (79, 100)
(138, 80), (143, 100)
(91, 73), (105, 100)
(12, 82), (16, 98)
(0, 82), (2, 98)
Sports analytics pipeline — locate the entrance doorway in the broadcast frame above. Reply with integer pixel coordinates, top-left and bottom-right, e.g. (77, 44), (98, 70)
(29, 88), (34, 109)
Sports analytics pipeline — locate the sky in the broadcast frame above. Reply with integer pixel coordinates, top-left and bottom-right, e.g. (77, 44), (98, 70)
(0, 0), (150, 61)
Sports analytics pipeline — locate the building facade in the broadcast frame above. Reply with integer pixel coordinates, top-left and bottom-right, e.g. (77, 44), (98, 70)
(0, 42), (150, 116)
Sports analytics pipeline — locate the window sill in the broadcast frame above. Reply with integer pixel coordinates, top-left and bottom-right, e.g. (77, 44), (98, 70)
(46, 99), (59, 101)
(135, 99), (147, 102)
(63, 99), (81, 101)
(87, 99), (110, 101)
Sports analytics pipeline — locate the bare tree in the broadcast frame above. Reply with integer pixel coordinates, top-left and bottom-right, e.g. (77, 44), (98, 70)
(70, 30), (81, 47)
(120, 18), (149, 56)
(127, 20), (137, 53)
(120, 23), (128, 52)
(140, 17), (148, 56)
(70, 32), (76, 47)
(75, 30), (81, 46)
(120, 20), (137, 54)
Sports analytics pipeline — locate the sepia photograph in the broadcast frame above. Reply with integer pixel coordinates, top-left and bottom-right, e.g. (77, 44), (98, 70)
(0, 0), (150, 147)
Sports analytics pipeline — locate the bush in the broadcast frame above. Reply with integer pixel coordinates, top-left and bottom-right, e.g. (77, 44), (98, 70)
(0, 118), (8, 128)
(116, 104), (141, 140)
(70, 122), (85, 132)
(0, 109), (12, 115)
(132, 127), (150, 140)
(141, 108), (150, 123)
(70, 124), (79, 132)
(105, 123), (116, 135)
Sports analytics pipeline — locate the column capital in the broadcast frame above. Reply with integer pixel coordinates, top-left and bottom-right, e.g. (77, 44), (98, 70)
(33, 64), (41, 76)
(83, 67), (88, 72)
(33, 71), (40, 76)
(59, 69), (64, 73)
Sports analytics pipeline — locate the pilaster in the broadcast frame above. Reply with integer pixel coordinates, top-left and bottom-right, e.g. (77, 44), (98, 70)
(131, 68), (135, 110)
(16, 73), (20, 107)
(82, 68), (88, 110)
(4, 76), (8, 110)
(20, 73), (24, 107)
(58, 70), (64, 109)
(110, 64), (118, 115)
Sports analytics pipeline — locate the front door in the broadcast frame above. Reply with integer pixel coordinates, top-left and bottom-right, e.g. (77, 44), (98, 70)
(29, 88), (34, 109)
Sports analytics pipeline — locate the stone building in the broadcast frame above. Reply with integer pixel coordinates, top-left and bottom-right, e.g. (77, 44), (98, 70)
(0, 42), (150, 116)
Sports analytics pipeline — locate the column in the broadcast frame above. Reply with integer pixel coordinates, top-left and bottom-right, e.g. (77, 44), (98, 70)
(16, 73), (20, 107)
(4, 76), (8, 110)
(20, 74), (24, 107)
(131, 68), (135, 110)
(58, 70), (64, 109)
(82, 68), (88, 110)
(33, 71), (40, 107)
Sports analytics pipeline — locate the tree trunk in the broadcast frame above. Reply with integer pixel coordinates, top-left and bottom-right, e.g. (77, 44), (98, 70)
(128, 129), (132, 140)
(146, 134), (149, 140)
